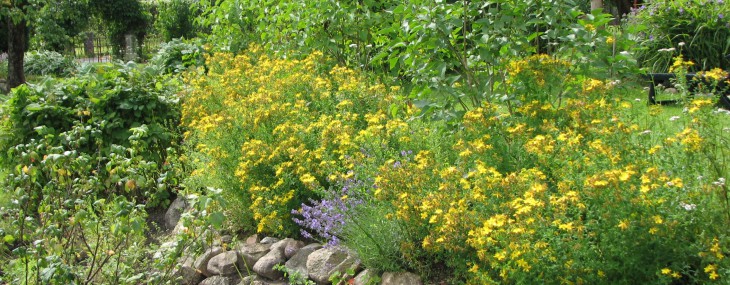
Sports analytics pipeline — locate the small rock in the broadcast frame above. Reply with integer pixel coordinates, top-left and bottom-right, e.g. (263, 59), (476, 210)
(353, 269), (378, 285)
(270, 238), (306, 259)
(200, 275), (233, 285)
(165, 196), (188, 230)
(173, 255), (203, 285)
(194, 247), (224, 277)
(260, 237), (280, 244)
(253, 246), (286, 280)
(380, 272), (422, 285)
(153, 240), (178, 259)
(665, 87), (678, 94)
(237, 243), (271, 271)
(307, 246), (361, 285)
(284, 243), (323, 278)
(246, 234), (261, 245)
(237, 275), (288, 285)
(208, 251), (241, 276)
(221, 235), (234, 244)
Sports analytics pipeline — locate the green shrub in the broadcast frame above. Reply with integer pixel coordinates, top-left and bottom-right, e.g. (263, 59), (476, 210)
(150, 39), (205, 74)
(0, 61), (189, 284)
(630, 0), (730, 72)
(23, 50), (77, 77)
(155, 0), (199, 41)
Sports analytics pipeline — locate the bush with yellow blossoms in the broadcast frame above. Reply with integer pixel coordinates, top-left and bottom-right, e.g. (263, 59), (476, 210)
(182, 47), (730, 284)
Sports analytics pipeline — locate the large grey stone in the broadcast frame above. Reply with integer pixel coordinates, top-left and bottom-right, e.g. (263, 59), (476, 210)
(165, 196), (188, 230)
(270, 238), (306, 259)
(194, 247), (224, 277)
(208, 251), (241, 276)
(236, 243), (271, 271)
(306, 246), (361, 285)
(353, 269), (378, 285)
(380, 272), (422, 285)
(252, 246), (286, 280)
(200, 275), (233, 285)
(284, 243), (323, 278)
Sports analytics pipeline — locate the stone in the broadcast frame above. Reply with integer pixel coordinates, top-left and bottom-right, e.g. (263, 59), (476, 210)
(238, 275), (288, 285)
(353, 269), (378, 285)
(253, 246), (286, 280)
(236, 243), (271, 271)
(200, 275), (233, 285)
(260, 237), (280, 244)
(246, 234), (261, 245)
(173, 255), (203, 285)
(194, 247), (224, 277)
(284, 243), (323, 278)
(306, 246), (361, 285)
(380, 272), (422, 285)
(165, 196), (188, 230)
(208, 251), (241, 276)
(270, 238), (306, 259)
(153, 240), (178, 259)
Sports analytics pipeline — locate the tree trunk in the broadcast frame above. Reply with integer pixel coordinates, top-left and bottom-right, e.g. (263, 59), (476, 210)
(591, 0), (603, 11)
(7, 15), (27, 90)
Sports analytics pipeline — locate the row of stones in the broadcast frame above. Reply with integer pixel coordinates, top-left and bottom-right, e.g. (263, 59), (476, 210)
(173, 235), (422, 285)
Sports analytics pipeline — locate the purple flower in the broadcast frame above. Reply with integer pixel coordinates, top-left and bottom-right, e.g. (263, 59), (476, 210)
(292, 175), (369, 246)
(679, 8), (684, 14)
(720, 13), (725, 19)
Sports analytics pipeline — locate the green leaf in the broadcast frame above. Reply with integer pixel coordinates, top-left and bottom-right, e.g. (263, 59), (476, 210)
(3, 234), (15, 244)
(209, 212), (225, 228)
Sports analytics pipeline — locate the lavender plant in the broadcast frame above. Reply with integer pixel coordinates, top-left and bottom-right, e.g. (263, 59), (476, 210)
(292, 173), (368, 246)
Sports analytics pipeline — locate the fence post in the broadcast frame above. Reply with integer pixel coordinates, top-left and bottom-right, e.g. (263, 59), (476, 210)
(84, 32), (95, 58)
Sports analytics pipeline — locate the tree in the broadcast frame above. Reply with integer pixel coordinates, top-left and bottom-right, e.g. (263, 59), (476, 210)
(2, 0), (29, 90)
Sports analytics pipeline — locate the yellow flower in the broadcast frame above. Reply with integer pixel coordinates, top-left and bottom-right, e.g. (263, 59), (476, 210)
(606, 36), (615, 45)
(661, 268), (672, 275)
(618, 219), (629, 230)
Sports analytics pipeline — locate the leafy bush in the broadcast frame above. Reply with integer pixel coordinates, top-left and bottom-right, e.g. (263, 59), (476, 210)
(630, 0), (730, 72)
(23, 50), (77, 77)
(0, 62), (187, 283)
(150, 39), (205, 74)
(196, 0), (631, 122)
(155, 0), (200, 41)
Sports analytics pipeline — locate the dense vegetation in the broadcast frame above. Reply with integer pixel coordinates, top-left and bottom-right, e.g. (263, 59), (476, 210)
(1, 0), (730, 284)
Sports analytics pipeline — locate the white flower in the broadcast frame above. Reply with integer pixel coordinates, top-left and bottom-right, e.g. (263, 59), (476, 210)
(679, 42), (686, 46)
(658, 48), (676, 52)
(679, 202), (696, 211)
(669, 116), (681, 121)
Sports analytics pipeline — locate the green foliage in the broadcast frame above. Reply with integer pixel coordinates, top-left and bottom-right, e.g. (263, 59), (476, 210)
(273, 264), (316, 285)
(155, 0), (199, 42)
(0, 58), (190, 284)
(23, 50), (77, 77)
(150, 39), (205, 74)
(30, 0), (91, 52)
(0, 61), (182, 206)
(630, 0), (730, 72)
(91, 0), (151, 59)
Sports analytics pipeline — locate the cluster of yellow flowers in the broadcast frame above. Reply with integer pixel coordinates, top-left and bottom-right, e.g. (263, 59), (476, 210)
(182, 48), (727, 283)
(182, 48), (400, 234)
